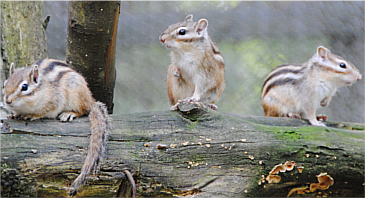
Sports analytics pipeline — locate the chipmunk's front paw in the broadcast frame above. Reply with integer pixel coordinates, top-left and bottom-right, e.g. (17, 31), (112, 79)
(59, 112), (77, 122)
(172, 67), (180, 78)
(320, 97), (329, 107)
(316, 114), (327, 121)
(207, 104), (218, 110)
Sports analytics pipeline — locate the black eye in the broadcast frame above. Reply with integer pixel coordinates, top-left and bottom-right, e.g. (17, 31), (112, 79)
(178, 29), (186, 35)
(339, 63), (346, 68)
(21, 84), (28, 91)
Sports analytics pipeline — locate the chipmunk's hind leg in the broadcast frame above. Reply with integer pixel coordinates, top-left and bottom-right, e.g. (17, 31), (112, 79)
(170, 102), (180, 111)
(262, 102), (283, 117)
(286, 113), (301, 119)
(15, 114), (44, 121)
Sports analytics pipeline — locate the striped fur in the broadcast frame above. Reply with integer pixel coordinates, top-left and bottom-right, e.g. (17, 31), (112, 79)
(261, 46), (361, 126)
(160, 14), (225, 110)
(262, 64), (304, 98)
(3, 59), (112, 195)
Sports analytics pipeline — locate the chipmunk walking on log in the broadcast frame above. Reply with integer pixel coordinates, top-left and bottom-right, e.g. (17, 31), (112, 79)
(2, 58), (112, 195)
(261, 46), (362, 126)
(160, 14), (225, 111)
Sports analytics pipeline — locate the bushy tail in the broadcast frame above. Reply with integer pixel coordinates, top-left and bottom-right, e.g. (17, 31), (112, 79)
(69, 101), (112, 196)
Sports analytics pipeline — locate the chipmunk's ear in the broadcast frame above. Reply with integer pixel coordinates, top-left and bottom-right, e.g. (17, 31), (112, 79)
(185, 14), (193, 22)
(29, 64), (39, 83)
(9, 63), (15, 76)
(195, 19), (208, 34)
(317, 46), (330, 60)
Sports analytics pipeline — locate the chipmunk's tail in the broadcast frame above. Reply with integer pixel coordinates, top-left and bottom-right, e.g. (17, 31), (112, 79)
(69, 101), (112, 196)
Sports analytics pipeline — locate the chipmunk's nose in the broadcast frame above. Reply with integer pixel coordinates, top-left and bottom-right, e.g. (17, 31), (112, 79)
(4, 95), (12, 105)
(5, 99), (12, 105)
(356, 74), (362, 81)
(159, 33), (165, 43)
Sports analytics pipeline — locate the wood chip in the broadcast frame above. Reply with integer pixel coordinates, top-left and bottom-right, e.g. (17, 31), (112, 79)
(156, 144), (167, 149)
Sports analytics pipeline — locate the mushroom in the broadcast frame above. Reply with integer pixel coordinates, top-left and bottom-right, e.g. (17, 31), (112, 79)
(269, 163), (285, 175)
(317, 172), (334, 186)
(284, 161), (296, 171)
(309, 183), (319, 192)
(266, 174), (281, 184)
(309, 173), (334, 192)
(297, 165), (304, 173)
(287, 186), (308, 197)
(318, 182), (331, 190)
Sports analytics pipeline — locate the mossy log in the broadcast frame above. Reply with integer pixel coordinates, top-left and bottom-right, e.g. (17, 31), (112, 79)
(1, 102), (364, 197)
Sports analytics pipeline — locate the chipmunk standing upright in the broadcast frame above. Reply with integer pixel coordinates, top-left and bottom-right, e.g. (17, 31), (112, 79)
(261, 46), (362, 126)
(160, 14), (225, 110)
(3, 58), (112, 195)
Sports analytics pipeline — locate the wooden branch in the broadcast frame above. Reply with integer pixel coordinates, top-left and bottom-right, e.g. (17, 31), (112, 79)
(1, 102), (364, 197)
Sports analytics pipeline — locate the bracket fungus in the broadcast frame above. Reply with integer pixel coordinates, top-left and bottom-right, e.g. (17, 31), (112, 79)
(266, 174), (281, 184)
(265, 161), (296, 184)
(287, 172), (334, 197)
(284, 161), (295, 171)
(310, 172), (334, 191)
(297, 165), (304, 173)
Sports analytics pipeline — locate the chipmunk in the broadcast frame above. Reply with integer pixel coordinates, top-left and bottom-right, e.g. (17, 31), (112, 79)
(2, 58), (112, 195)
(159, 14), (225, 111)
(261, 46), (362, 126)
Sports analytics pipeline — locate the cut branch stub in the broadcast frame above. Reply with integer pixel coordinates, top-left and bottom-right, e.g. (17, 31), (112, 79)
(176, 101), (214, 122)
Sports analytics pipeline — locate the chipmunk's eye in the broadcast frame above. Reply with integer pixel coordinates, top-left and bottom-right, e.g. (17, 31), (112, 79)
(339, 63), (346, 68)
(178, 29), (186, 35)
(21, 84), (28, 91)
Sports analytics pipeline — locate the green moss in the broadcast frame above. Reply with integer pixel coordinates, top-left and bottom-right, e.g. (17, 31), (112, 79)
(187, 121), (199, 131)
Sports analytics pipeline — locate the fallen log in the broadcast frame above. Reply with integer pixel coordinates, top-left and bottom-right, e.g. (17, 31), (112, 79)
(1, 102), (364, 197)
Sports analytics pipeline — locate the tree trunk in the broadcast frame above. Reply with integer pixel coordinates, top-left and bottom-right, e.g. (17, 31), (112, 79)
(66, 1), (120, 114)
(1, 102), (364, 197)
(0, 1), (48, 83)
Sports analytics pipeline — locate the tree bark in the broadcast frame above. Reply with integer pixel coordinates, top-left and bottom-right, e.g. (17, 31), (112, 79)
(66, 1), (120, 114)
(0, 1), (48, 83)
(1, 102), (364, 197)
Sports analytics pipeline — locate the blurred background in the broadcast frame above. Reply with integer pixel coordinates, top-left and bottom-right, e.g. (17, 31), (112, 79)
(43, 1), (364, 123)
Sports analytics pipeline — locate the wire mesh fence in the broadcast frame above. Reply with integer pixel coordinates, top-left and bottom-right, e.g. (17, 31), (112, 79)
(43, 1), (364, 123)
